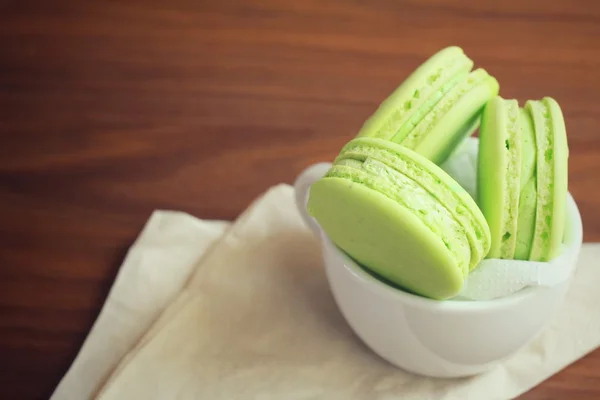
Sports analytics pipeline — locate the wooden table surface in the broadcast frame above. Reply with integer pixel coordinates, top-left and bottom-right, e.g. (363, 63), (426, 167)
(1, 1), (599, 398)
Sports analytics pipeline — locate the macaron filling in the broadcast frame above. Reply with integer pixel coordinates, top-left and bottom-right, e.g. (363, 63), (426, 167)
(498, 100), (521, 258)
(527, 99), (555, 261)
(390, 72), (469, 144)
(514, 108), (537, 260)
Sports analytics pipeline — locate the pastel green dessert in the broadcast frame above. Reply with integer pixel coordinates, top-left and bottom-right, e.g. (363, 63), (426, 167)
(356, 46), (499, 164)
(477, 96), (568, 261)
(307, 137), (491, 299)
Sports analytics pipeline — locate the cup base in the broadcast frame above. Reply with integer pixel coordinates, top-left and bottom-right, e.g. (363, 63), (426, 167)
(372, 347), (499, 379)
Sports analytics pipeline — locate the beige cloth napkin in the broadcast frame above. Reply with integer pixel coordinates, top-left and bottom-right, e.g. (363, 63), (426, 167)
(52, 184), (600, 400)
(51, 213), (230, 400)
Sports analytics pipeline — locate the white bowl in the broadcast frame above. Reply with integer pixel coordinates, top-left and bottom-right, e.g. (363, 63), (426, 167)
(294, 162), (583, 378)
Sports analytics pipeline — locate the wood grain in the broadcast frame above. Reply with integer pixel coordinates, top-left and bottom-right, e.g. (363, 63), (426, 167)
(1, 1), (599, 398)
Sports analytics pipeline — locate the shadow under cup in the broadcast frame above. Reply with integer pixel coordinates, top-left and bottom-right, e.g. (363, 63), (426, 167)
(295, 163), (583, 378)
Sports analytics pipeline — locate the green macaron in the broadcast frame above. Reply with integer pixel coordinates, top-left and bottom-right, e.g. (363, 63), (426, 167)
(477, 96), (568, 261)
(307, 137), (491, 300)
(356, 46), (499, 164)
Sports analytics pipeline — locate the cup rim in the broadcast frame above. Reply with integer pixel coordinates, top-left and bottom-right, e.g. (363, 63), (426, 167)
(322, 192), (583, 313)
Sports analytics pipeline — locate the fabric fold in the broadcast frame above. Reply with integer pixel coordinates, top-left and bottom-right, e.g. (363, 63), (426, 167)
(52, 184), (600, 400)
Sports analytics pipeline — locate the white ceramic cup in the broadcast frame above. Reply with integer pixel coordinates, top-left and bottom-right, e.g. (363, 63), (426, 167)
(294, 162), (583, 378)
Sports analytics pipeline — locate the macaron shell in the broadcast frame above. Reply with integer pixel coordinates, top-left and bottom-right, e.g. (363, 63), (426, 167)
(514, 108), (537, 260)
(338, 137), (490, 270)
(412, 70), (500, 164)
(307, 176), (464, 299)
(326, 159), (472, 275)
(357, 46), (474, 141)
(526, 97), (568, 261)
(547, 97), (568, 260)
(477, 96), (512, 259)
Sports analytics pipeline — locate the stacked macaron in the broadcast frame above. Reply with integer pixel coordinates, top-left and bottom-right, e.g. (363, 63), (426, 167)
(307, 137), (491, 299)
(477, 97), (568, 262)
(356, 46), (499, 164)
(306, 46), (569, 300)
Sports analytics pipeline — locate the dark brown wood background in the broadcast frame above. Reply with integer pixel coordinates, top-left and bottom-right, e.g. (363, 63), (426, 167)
(1, 1), (599, 398)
